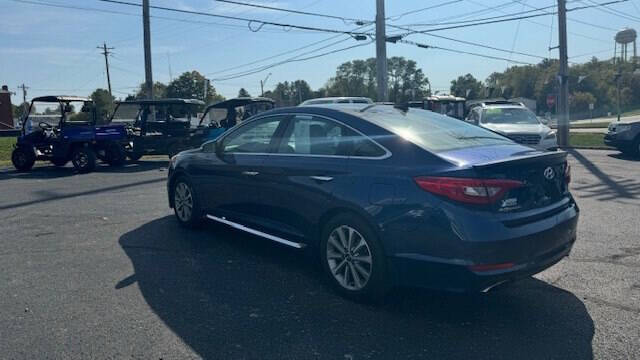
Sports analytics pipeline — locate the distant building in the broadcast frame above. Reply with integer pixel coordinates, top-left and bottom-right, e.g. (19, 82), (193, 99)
(509, 97), (537, 113)
(0, 85), (15, 129)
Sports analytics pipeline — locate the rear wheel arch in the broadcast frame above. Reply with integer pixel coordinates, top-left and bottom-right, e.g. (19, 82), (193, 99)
(317, 207), (384, 248)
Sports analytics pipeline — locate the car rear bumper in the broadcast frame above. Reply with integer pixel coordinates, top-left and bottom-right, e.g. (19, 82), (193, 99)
(388, 206), (578, 292)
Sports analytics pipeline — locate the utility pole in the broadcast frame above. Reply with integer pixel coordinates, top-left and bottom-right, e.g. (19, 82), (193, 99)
(203, 78), (209, 100)
(143, 0), (153, 99)
(557, 0), (569, 147)
(18, 83), (29, 117)
(97, 42), (114, 97)
(375, 0), (388, 102)
(260, 73), (272, 97)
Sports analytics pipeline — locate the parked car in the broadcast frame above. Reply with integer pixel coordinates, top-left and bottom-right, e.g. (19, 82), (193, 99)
(167, 104), (578, 301)
(605, 120), (640, 157)
(300, 97), (373, 106)
(408, 94), (466, 120)
(189, 97), (275, 147)
(109, 98), (204, 160)
(11, 96), (127, 173)
(465, 101), (558, 150)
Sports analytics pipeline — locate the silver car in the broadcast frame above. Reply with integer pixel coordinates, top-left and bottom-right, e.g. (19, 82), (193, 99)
(299, 97), (373, 106)
(465, 101), (558, 150)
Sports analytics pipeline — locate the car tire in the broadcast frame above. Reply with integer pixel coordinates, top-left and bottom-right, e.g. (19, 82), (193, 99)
(11, 146), (36, 172)
(127, 152), (143, 161)
(104, 142), (126, 166)
(71, 147), (96, 173)
(630, 136), (640, 158)
(320, 213), (390, 303)
(50, 158), (68, 167)
(167, 143), (183, 159)
(172, 176), (202, 228)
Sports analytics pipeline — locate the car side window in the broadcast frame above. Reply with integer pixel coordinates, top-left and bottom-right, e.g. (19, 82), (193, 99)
(277, 115), (385, 157)
(221, 116), (283, 154)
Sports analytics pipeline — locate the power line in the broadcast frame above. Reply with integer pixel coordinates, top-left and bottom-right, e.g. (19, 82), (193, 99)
(388, 24), (548, 60)
(212, 40), (374, 82)
(513, 0), (619, 31)
(581, 0), (640, 22)
(206, 24), (374, 76)
(95, 0), (374, 36)
(397, 0), (629, 35)
(213, 0), (370, 24)
(398, 39), (536, 65)
(466, 0), (610, 44)
(396, 2), (558, 27)
(386, 0), (463, 21)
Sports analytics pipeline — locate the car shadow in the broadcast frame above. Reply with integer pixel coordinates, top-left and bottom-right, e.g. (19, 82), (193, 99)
(607, 152), (640, 162)
(117, 216), (594, 359)
(0, 159), (168, 180)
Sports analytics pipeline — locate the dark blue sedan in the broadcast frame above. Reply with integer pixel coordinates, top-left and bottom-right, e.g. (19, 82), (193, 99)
(167, 104), (578, 301)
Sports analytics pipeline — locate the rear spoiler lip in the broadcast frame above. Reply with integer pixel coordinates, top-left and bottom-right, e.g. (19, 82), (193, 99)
(471, 151), (567, 169)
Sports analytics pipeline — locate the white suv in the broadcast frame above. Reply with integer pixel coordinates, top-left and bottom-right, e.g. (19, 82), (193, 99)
(465, 101), (557, 150)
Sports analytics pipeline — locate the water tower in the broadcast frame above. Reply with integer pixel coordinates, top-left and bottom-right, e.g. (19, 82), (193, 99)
(614, 28), (637, 64)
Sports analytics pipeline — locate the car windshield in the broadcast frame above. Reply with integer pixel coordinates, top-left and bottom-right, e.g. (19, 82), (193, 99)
(111, 103), (141, 124)
(481, 107), (539, 125)
(26, 101), (92, 127)
(363, 107), (513, 152)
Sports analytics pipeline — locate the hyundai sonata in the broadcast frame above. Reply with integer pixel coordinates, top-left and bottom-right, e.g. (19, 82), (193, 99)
(167, 104), (578, 301)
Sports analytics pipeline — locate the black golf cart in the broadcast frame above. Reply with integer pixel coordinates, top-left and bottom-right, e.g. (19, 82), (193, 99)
(109, 98), (204, 159)
(11, 96), (127, 173)
(189, 97), (275, 147)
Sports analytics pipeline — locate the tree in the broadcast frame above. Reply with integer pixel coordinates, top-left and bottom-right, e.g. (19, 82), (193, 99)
(450, 74), (484, 100)
(265, 80), (313, 106)
(569, 91), (596, 117)
(325, 56), (428, 102)
(12, 102), (29, 120)
(90, 88), (115, 124)
(166, 71), (224, 104)
(238, 88), (251, 97)
(134, 82), (167, 100)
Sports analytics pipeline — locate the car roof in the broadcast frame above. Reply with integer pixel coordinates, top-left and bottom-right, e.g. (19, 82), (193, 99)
(205, 97), (274, 110)
(300, 97), (373, 105)
(32, 95), (92, 102)
(115, 98), (205, 105)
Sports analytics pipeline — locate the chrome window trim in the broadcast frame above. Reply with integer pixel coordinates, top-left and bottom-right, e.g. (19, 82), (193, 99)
(216, 112), (392, 160)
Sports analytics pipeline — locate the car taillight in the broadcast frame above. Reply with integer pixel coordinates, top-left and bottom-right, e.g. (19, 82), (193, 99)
(414, 177), (524, 205)
(564, 163), (571, 184)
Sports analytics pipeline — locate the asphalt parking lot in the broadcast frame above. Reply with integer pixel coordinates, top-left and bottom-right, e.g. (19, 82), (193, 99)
(1, 150), (638, 359)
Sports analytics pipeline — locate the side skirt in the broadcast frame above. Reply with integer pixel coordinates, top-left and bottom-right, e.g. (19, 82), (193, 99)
(206, 214), (306, 249)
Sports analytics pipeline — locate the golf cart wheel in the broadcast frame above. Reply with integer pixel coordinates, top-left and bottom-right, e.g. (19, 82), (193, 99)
(320, 213), (390, 303)
(50, 158), (68, 167)
(11, 147), (36, 172)
(127, 152), (143, 161)
(71, 147), (97, 173)
(172, 176), (202, 228)
(104, 142), (126, 166)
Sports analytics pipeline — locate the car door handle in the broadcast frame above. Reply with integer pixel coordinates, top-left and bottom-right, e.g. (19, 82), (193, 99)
(242, 171), (259, 176)
(310, 176), (333, 182)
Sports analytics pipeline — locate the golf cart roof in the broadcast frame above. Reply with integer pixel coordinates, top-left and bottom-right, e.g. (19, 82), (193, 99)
(32, 95), (92, 103)
(205, 97), (275, 110)
(115, 98), (205, 106)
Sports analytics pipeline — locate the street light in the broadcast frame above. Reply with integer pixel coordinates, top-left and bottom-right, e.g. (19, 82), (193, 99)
(260, 73), (272, 97)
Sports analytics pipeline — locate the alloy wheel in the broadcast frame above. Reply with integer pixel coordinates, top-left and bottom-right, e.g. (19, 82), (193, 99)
(174, 182), (193, 222)
(326, 225), (373, 291)
(74, 152), (88, 168)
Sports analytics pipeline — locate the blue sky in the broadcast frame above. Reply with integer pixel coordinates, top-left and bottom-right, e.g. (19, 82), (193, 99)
(1, 0), (639, 102)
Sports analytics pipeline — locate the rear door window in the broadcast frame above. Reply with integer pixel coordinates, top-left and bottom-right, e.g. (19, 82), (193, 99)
(277, 115), (385, 157)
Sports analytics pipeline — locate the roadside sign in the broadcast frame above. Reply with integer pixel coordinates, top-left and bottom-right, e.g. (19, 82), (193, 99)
(589, 103), (594, 110)
(546, 95), (556, 109)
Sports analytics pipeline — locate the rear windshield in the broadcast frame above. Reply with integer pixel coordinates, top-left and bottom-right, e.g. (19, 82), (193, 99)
(362, 107), (514, 153)
(481, 107), (539, 125)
